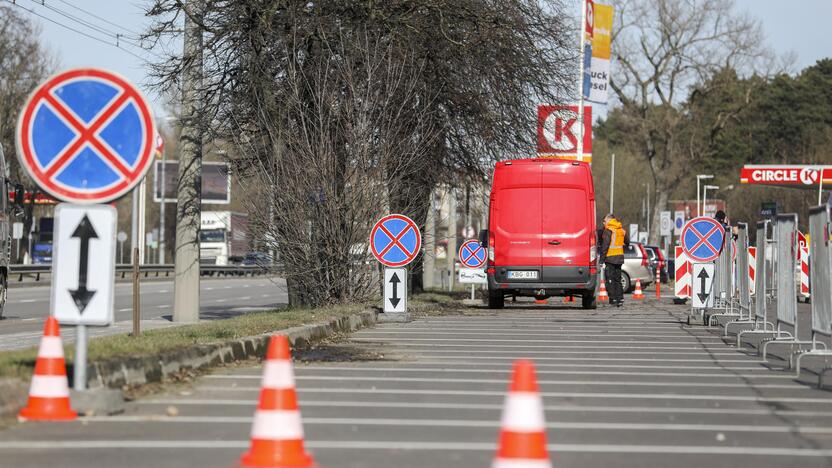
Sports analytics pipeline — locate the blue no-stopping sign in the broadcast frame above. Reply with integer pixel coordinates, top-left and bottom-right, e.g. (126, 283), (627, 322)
(370, 214), (421, 267)
(458, 239), (486, 269)
(681, 217), (725, 263)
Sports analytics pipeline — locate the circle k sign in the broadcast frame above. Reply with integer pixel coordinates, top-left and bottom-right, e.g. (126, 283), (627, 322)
(740, 165), (827, 188)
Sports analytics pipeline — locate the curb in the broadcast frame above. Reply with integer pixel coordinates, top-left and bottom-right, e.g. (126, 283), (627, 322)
(1, 310), (376, 420)
(84, 310), (377, 389)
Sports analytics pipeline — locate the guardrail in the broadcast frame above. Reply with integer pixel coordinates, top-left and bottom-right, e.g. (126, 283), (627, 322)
(9, 264), (273, 282)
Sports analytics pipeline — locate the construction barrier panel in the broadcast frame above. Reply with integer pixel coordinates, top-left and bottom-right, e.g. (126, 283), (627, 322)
(748, 247), (757, 297)
(775, 214), (798, 330)
(809, 207), (831, 338)
(753, 222), (768, 323)
(736, 223), (751, 312)
(674, 246), (691, 300)
(713, 227), (732, 302)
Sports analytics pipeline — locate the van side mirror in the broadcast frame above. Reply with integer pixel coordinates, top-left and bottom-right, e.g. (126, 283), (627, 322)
(478, 229), (488, 247)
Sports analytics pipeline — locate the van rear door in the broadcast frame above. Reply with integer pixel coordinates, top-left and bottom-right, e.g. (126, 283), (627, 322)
(492, 162), (542, 267)
(540, 162), (592, 270)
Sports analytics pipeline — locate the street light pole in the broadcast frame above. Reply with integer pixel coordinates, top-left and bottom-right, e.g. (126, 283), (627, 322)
(159, 149), (166, 264)
(703, 185), (719, 217)
(696, 174), (714, 217)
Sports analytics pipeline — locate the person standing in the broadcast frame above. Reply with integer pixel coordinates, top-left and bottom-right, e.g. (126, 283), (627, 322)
(600, 214), (629, 307)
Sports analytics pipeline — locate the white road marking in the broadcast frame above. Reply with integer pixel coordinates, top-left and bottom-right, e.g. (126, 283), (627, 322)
(361, 330), (723, 339)
(118, 308), (131, 312)
(193, 386), (832, 404)
(314, 360), (769, 371)
(204, 374), (803, 389)
(136, 398), (832, 418)
(215, 299), (226, 303)
(77, 415), (832, 435)
(284, 366), (792, 380)
(0, 440), (831, 457)
(157, 305), (170, 309)
(351, 337), (728, 346)
(18, 299), (38, 303)
(391, 353), (761, 362)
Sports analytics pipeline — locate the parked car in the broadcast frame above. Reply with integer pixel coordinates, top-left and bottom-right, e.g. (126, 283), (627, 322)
(481, 159), (598, 309)
(242, 251), (272, 267)
(643, 245), (669, 283)
(620, 242), (653, 293)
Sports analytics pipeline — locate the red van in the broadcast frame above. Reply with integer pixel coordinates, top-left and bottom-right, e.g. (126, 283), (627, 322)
(480, 159), (598, 309)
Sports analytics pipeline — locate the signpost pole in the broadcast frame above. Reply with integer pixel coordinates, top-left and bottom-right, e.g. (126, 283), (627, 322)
(74, 324), (86, 391)
(576, 0), (587, 162)
(609, 153), (615, 213)
(159, 154), (167, 264)
(132, 247), (140, 337)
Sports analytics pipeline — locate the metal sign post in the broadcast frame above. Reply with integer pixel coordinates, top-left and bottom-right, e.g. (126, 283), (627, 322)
(370, 214), (422, 321)
(15, 68), (156, 392)
(680, 217), (725, 325)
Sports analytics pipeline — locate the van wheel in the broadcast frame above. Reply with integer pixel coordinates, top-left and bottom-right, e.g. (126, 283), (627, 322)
(621, 271), (631, 293)
(487, 290), (505, 309)
(581, 293), (597, 310)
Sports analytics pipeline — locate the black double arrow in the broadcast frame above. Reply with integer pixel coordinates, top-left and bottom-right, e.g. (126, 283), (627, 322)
(69, 214), (98, 313)
(389, 272), (402, 308)
(697, 267), (710, 304)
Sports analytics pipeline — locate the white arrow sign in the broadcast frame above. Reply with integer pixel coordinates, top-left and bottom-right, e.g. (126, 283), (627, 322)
(691, 262), (715, 309)
(51, 204), (116, 326)
(384, 268), (407, 314)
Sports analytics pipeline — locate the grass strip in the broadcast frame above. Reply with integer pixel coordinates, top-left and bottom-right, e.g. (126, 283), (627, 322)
(0, 303), (368, 381)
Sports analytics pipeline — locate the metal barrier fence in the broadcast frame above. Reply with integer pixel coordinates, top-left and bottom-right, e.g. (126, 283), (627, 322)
(10, 264), (273, 282)
(723, 223), (754, 336)
(736, 220), (777, 346)
(761, 213), (817, 359)
(795, 205), (832, 383)
(707, 226), (739, 326)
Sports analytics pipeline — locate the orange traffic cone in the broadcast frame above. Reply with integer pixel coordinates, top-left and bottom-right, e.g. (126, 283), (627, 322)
(493, 360), (551, 468)
(18, 316), (76, 422)
(534, 298), (548, 305)
(598, 280), (609, 303)
(562, 295), (575, 303)
(240, 335), (316, 468)
(632, 279), (644, 300)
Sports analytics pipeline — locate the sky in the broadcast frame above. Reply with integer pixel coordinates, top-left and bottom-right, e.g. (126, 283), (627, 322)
(10, 0), (832, 117)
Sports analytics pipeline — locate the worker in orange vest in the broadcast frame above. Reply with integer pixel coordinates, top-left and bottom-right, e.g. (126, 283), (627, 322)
(600, 214), (629, 307)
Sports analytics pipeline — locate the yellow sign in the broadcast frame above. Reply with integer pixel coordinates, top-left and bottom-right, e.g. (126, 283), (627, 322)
(592, 4), (614, 60)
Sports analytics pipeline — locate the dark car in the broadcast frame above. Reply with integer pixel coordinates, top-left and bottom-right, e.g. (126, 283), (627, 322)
(242, 252), (272, 267)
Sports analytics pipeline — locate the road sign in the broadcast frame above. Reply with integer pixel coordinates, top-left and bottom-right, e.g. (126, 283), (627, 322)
(638, 232), (648, 244)
(117, 231), (127, 243)
(12, 222), (23, 240)
(674, 211), (685, 235)
(691, 262), (715, 309)
(537, 105), (593, 162)
(16, 68), (156, 204)
(681, 217), (725, 263)
(462, 226), (475, 238)
(660, 211), (672, 237)
(458, 239), (486, 269)
(51, 204), (116, 325)
(383, 268), (407, 313)
(370, 214), (421, 267)
(760, 202), (777, 219)
(629, 224), (638, 241)
(458, 268), (487, 284)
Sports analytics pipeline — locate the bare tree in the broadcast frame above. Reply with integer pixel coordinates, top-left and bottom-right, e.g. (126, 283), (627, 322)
(143, 0), (575, 305)
(609, 0), (768, 242)
(0, 5), (55, 259)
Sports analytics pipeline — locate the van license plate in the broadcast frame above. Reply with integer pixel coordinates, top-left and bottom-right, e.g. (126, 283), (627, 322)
(508, 271), (538, 280)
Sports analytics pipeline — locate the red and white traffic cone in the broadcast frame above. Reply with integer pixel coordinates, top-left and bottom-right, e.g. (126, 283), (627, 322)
(240, 335), (316, 468)
(632, 279), (644, 300)
(18, 316), (76, 422)
(492, 360), (551, 468)
(598, 281), (609, 303)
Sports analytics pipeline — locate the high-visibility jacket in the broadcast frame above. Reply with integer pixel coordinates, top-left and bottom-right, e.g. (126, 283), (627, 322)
(604, 219), (626, 257)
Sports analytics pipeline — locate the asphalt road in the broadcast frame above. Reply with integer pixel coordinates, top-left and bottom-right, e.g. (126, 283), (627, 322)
(1, 297), (830, 467)
(0, 276), (288, 350)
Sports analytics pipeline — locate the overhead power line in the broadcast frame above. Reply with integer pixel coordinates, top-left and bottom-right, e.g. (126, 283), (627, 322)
(4, 0), (156, 62)
(55, 0), (142, 38)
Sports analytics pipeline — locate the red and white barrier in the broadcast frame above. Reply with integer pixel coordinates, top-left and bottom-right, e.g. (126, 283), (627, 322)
(800, 244), (810, 299)
(674, 246), (691, 299)
(748, 247), (757, 296)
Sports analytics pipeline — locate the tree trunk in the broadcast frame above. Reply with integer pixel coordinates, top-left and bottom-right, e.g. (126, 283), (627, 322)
(649, 189), (669, 246)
